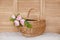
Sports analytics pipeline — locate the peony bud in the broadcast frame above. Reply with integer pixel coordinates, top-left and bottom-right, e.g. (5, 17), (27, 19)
(20, 19), (25, 25)
(16, 15), (22, 20)
(11, 15), (15, 19)
(14, 20), (19, 26)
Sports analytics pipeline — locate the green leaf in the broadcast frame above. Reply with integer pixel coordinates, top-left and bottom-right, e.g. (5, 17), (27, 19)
(10, 18), (15, 22)
(25, 21), (32, 28)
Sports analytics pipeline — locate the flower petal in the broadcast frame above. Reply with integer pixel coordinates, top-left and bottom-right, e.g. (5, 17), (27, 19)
(14, 20), (19, 26)
(16, 15), (22, 20)
(20, 19), (25, 25)
(11, 15), (15, 19)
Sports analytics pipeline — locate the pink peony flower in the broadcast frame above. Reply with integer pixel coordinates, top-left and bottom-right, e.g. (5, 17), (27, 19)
(16, 15), (22, 20)
(14, 20), (19, 26)
(11, 15), (15, 19)
(20, 19), (25, 25)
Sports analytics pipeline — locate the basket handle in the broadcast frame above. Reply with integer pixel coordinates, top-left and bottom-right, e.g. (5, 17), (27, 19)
(26, 8), (37, 21)
(27, 8), (35, 18)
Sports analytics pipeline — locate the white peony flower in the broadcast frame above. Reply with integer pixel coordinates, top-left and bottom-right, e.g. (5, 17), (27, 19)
(11, 15), (15, 19)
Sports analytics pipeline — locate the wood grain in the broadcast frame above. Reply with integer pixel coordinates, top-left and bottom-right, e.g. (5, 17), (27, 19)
(45, 0), (60, 33)
(0, 0), (18, 32)
(0, 0), (60, 34)
(0, 0), (40, 32)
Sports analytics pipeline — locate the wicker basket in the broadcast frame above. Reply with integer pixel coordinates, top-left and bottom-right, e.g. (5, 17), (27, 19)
(18, 8), (46, 37)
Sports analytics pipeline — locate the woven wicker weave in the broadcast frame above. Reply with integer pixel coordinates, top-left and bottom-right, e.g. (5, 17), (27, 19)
(18, 19), (46, 37)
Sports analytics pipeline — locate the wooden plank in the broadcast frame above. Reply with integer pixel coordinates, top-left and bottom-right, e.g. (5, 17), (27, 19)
(0, 0), (18, 32)
(45, 0), (60, 33)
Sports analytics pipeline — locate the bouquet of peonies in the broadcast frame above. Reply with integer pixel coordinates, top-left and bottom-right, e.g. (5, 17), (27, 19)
(10, 8), (46, 37)
(10, 14), (32, 28)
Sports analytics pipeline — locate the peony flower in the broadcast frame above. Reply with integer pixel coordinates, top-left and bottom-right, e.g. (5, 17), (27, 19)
(20, 19), (25, 25)
(14, 20), (19, 26)
(16, 15), (22, 20)
(11, 15), (15, 19)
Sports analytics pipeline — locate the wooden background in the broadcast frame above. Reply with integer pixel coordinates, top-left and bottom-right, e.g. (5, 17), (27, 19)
(45, 0), (60, 33)
(0, 0), (60, 33)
